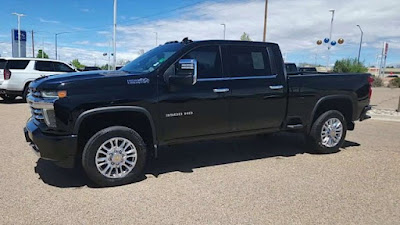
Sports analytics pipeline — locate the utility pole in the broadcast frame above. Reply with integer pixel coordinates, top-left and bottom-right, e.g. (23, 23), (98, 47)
(326, 9), (335, 71)
(221, 24), (226, 40)
(12, 12), (26, 57)
(31, 30), (35, 57)
(356, 25), (363, 63)
(112, 0), (117, 70)
(262, 0), (268, 42)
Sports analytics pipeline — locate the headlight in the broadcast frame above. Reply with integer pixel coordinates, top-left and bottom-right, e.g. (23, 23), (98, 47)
(43, 109), (57, 128)
(41, 90), (67, 98)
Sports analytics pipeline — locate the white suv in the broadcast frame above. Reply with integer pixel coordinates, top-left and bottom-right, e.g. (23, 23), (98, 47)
(0, 58), (77, 101)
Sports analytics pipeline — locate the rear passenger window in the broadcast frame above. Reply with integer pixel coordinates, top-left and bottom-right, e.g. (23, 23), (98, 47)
(53, 62), (74, 72)
(229, 46), (271, 77)
(35, 61), (54, 71)
(180, 45), (222, 78)
(7, 60), (30, 69)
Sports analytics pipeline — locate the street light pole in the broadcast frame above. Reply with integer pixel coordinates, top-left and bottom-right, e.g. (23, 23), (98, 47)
(12, 13), (26, 57)
(55, 32), (69, 60)
(356, 25), (363, 63)
(221, 24), (226, 40)
(326, 9), (335, 71)
(262, 0), (268, 42)
(112, 0), (117, 70)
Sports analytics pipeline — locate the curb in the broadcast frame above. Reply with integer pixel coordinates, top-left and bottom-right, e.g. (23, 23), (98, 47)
(367, 112), (400, 122)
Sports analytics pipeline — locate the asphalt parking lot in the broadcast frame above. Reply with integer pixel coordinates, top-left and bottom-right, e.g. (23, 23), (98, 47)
(0, 100), (399, 224)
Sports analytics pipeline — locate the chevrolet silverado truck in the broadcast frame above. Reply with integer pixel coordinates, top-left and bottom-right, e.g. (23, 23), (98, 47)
(24, 39), (372, 186)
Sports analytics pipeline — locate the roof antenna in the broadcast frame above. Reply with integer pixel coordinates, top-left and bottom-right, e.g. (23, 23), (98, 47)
(181, 37), (192, 44)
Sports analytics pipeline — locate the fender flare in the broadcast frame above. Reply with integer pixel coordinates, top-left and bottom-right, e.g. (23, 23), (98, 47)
(309, 95), (355, 128)
(73, 106), (158, 146)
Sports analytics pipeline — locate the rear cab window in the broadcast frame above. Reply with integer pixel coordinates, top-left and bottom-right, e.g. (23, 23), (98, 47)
(227, 45), (272, 77)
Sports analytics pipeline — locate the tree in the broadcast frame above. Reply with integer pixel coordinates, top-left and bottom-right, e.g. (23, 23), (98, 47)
(100, 64), (109, 70)
(240, 32), (252, 41)
(70, 59), (85, 70)
(333, 58), (368, 73)
(36, 49), (49, 58)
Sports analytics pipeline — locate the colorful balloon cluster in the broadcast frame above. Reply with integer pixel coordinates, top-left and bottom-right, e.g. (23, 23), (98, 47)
(317, 38), (344, 46)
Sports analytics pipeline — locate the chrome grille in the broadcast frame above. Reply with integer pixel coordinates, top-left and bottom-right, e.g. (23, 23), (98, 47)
(29, 88), (41, 98)
(30, 104), (45, 122)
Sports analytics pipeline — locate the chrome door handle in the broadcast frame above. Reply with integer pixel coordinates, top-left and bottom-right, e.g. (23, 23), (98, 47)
(269, 85), (283, 90)
(213, 88), (230, 93)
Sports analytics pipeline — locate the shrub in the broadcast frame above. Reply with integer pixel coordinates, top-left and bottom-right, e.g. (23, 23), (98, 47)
(389, 77), (400, 88)
(333, 58), (368, 73)
(372, 76), (383, 87)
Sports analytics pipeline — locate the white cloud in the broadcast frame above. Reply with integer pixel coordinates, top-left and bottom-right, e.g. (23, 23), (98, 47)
(80, 8), (90, 13)
(73, 40), (90, 45)
(39, 18), (60, 24)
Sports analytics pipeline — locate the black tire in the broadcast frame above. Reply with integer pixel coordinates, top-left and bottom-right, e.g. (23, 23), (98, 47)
(307, 110), (347, 154)
(0, 94), (16, 102)
(82, 126), (147, 186)
(22, 85), (30, 102)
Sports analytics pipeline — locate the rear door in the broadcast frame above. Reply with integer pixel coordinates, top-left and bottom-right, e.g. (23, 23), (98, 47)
(224, 44), (287, 132)
(34, 61), (57, 77)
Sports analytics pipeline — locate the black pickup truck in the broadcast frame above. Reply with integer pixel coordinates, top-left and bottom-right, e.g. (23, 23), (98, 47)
(24, 39), (372, 186)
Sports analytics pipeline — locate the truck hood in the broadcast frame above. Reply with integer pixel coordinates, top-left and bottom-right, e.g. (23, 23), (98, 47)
(30, 70), (130, 89)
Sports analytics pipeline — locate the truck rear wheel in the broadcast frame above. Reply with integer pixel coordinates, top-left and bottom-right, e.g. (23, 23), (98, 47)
(82, 126), (147, 186)
(308, 110), (347, 154)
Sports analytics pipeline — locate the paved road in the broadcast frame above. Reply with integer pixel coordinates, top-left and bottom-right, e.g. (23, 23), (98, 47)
(0, 101), (399, 224)
(371, 87), (400, 110)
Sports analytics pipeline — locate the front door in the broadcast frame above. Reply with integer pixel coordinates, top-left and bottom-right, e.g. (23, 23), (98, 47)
(159, 45), (230, 141)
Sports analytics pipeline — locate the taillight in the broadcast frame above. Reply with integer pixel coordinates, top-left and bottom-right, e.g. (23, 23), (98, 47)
(3, 69), (11, 80)
(368, 76), (374, 99)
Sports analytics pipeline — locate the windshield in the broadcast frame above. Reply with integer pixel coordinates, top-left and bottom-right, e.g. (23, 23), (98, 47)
(121, 43), (183, 74)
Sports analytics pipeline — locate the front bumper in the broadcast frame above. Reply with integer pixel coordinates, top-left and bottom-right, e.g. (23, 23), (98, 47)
(24, 118), (78, 168)
(359, 105), (372, 121)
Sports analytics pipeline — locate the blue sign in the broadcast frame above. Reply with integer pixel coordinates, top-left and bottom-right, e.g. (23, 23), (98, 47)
(13, 30), (27, 41)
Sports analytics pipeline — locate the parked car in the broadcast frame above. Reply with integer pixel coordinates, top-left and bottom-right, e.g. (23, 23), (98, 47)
(299, 67), (317, 72)
(0, 58), (76, 101)
(285, 63), (298, 75)
(24, 39), (372, 186)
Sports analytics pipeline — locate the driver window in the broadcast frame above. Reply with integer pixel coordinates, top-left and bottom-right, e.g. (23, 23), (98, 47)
(179, 45), (222, 78)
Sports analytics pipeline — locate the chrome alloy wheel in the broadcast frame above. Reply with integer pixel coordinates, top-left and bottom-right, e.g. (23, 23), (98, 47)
(321, 118), (343, 148)
(95, 137), (137, 178)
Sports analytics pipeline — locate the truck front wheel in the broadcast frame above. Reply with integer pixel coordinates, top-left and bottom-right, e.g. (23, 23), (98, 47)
(82, 126), (147, 186)
(308, 110), (347, 154)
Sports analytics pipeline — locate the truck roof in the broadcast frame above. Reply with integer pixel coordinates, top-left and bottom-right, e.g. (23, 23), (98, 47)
(166, 39), (279, 47)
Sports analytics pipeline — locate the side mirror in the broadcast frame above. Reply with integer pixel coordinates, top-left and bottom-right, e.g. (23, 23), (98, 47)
(169, 59), (197, 86)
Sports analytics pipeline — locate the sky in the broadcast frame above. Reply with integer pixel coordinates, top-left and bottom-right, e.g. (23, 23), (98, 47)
(0, 0), (399, 67)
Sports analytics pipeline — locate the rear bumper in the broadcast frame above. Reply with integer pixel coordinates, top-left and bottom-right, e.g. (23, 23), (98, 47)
(24, 118), (78, 168)
(359, 105), (372, 121)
